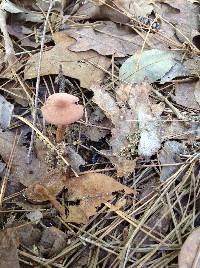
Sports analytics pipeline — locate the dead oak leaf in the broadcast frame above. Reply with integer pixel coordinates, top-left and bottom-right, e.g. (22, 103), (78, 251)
(65, 173), (135, 223)
(24, 32), (111, 89)
(66, 21), (143, 57)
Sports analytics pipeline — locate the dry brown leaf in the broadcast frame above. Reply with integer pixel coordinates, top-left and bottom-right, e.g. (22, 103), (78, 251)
(25, 172), (66, 203)
(161, 119), (200, 141)
(178, 228), (200, 268)
(0, 131), (49, 186)
(0, 228), (20, 268)
(91, 83), (161, 175)
(77, 0), (153, 22)
(66, 21), (143, 57)
(75, 1), (129, 24)
(24, 32), (111, 89)
(111, 157), (137, 177)
(116, 83), (162, 157)
(17, 224), (41, 248)
(7, 24), (39, 48)
(1, 0), (67, 12)
(82, 108), (111, 142)
(172, 81), (200, 110)
(65, 173), (135, 223)
(38, 227), (68, 257)
(158, 141), (185, 181)
(155, 0), (199, 43)
(91, 84), (120, 124)
(113, 0), (154, 17)
(91, 84), (137, 176)
(134, 204), (171, 245)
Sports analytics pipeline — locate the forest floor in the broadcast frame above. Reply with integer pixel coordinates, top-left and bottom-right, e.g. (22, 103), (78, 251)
(0, 0), (200, 267)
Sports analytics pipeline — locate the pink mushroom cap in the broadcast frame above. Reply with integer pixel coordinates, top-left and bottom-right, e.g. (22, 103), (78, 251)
(41, 93), (84, 126)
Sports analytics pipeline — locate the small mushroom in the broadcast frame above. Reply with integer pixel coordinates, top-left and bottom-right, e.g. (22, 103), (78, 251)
(41, 93), (84, 142)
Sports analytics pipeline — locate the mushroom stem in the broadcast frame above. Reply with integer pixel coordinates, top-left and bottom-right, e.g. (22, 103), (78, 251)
(56, 125), (66, 143)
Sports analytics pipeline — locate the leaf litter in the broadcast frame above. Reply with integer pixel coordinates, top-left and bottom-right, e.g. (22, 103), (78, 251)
(24, 32), (111, 89)
(0, 0), (199, 267)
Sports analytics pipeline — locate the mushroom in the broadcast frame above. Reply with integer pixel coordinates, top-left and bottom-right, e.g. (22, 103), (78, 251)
(41, 93), (84, 142)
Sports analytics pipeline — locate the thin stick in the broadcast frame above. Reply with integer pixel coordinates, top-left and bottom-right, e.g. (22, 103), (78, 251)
(27, 0), (54, 163)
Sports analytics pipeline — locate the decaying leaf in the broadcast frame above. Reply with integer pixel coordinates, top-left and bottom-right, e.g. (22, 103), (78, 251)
(0, 0), (24, 13)
(0, 228), (20, 268)
(92, 84), (138, 160)
(155, 0), (199, 43)
(1, 80), (30, 107)
(0, 95), (14, 129)
(82, 108), (111, 142)
(7, 24), (39, 48)
(183, 57), (200, 75)
(0, 131), (49, 186)
(91, 84), (137, 176)
(92, 84), (120, 124)
(114, 0), (154, 17)
(1, 0), (65, 13)
(134, 204), (171, 245)
(172, 81), (200, 110)
(64, 145), (85, 173)
(26, 209), (43, 222)
(65, 21), (143, 57)
(38, 227), (68, 257)
(178, 228), (200, 268)
(161, 119), (200, 141)
(75, 1), (129, 24)
(158, 141), (185, 181)
(116, 83), (162, 157)
(119, 49), (175, 84)
(78, 0), (153, 22)
(160, 62), (191, 84)
(110, 157), (137, 178)
(24, 32), (111, 89)
(65, 173), (135, 223)
(92, 83), (161, 173)
(17, 224), (41, 248)
(25, 172), (66, 203)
